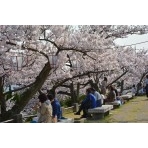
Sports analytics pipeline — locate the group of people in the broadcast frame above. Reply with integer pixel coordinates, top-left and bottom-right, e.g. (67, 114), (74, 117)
(31, 75), (148, 121)
(100, 77), (123, 104)
(74, 87), (103, 118)
(74, 77), (124, 118)
(131, 75), (148, 97)
(32, 92), (63, 123)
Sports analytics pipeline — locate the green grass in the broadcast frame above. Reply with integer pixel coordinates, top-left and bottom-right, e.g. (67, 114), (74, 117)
(64, 96), (148, 123)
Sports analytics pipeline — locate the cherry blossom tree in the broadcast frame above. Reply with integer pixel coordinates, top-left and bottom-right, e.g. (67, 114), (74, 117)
(0, 25), (148, 121)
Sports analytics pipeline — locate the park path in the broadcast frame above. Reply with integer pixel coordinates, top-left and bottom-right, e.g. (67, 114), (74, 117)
(65, 96), (148, 123)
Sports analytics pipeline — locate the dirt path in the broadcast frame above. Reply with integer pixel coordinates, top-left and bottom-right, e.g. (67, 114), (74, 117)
(65, 96), (148, 123)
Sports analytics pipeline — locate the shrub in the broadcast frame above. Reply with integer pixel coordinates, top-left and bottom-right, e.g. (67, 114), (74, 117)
(77, 94), (86, 103)
(60, 97), (73, 107)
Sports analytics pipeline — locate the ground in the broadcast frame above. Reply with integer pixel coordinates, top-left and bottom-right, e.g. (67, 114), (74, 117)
(64, 95), (148, 123)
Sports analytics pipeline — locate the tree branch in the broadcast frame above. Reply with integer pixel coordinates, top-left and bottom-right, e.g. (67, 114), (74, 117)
(39, 38), (60, 51)
(52, 69), (114, 91)
(107, 70), (128, 87)
(136, 71), (148, 94)
(5, 41), (50, 62)
(58, 47), (96, 60)
(22, 45), (50, 62)
(4, 82), (34, 95)
(60, 84), (71, 88)
(57, 91), (71, 96)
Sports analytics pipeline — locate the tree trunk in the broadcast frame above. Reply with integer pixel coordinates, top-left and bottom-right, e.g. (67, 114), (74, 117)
(136, 72), (148, 95)
(0, 77), (6, 121)
(0, 77), (6, 113)
(89, 79), (100, 92)
(11, 62), (51, 114)
(70, 82), (75, 103)
(120, 80), (124, 93)
(76, 82), (80, 102)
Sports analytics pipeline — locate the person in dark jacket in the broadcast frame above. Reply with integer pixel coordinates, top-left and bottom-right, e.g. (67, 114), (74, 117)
(47, 94), (62, 122)
(74, 88), (96, 118)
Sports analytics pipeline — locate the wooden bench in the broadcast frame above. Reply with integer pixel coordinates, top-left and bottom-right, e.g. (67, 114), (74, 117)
(88, 105), (113, 120)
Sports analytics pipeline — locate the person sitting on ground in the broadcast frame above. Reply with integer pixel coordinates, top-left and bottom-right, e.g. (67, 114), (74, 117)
(37, 93), (53, 123)
(47, 94), (63, 123)
(90, 88), (102, 107)
(75, 88), (96, 118)
(104, 85), (116, 103)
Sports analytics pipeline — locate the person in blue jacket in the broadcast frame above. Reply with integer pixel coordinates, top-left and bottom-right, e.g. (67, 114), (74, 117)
(75, 88), (96, 118)
(90, 88), (102, 107)
(47, 94), (62, 122)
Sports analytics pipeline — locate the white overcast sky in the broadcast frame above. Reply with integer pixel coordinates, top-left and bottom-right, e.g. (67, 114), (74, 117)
(115, 33), (148, 49)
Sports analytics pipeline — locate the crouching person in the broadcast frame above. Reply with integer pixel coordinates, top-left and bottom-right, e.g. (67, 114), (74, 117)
(74, 88), (96, 118)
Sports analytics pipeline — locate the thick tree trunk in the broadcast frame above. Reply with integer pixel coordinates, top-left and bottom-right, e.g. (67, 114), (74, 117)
(0, 77), (6, 121)
(0, 77), (6, 113)
(10, 62), (51, 114)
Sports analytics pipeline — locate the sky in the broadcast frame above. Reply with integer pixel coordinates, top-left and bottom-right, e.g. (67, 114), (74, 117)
(115, 33), (148, 49)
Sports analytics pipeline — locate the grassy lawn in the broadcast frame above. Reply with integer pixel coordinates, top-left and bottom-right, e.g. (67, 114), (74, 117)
(64, 96), (148, 123)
